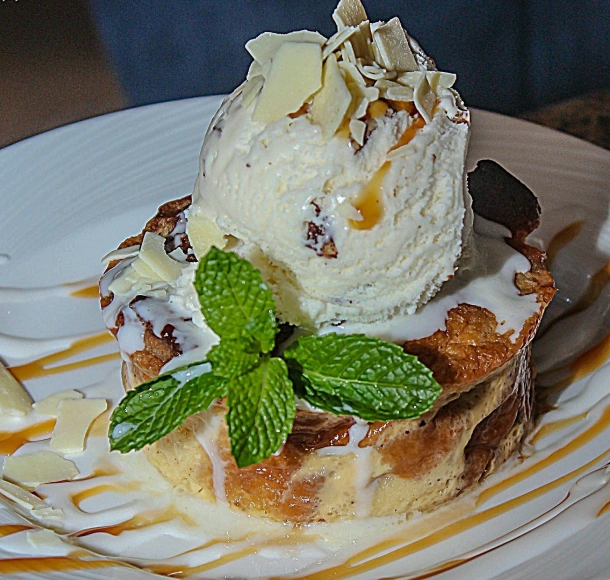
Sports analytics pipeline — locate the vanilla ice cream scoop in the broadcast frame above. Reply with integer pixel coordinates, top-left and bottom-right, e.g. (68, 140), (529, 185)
(187, 0), (470, 329)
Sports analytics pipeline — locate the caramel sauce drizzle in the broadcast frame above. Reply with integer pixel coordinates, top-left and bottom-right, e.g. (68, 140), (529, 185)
(539, 259), (610, 342)
(545, 219), (584, 268)
(9, 333), (119, 381)
(530, 412), (588, 445)
(349, 162), (389, 230)
(389, 114), (426, 152)
(74, 465), (122, 482)
(72, 506), (195, 538)
(598, 499), (610, 518)
(477, 404), (610, 507)
(152, 531), (259, 564)
(284, 449), (610, 580)
(288, 104), (309, 119)
(149, 533), (317, 577)
(69, 284), (99, 299)
(0, 418), (56, 455)
(0, 524), (32, 537)
(70, 484), (124, 509)
(148, 546), (261, 577)
(6, 405), (607, 577)
(406, 459), (610, 580)
(346, 102), (429, 231)
(0, 556), (125, 575)
(387, 100), (417, 115)
(539, 328), (610, 392)
(368, 100), (389, 118)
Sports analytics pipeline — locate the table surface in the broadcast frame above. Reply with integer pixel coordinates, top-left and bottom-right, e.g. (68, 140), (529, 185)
(0, 0), (609, 151)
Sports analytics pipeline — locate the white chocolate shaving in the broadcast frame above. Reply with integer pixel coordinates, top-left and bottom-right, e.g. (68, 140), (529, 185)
(139, 231), (184, 282)
(348, 21), (374, 61)
(50, 398), (107, 454)
(322, 26), (358, 60)
(239, 0), (461, 134)
(349, 118), (367, 145)
(3, 451), (79, 489)
(0, 478), (46, 509)
(131, 256), (163, 280)
(374, 79), (402, 90)
(311, 53), (352, 140)
(332, 0), (368, 29)
(27, 529), (70, 550)
(340, 39), (357, 65)
(246, 60), (262, 80)
(357, 61), (395, 81)
(261, 59), (272, 78)
(338, 60), (366, 86)
(372, 17), (418, 72)
(0, 364), (32, 417)
(188, 214), (227, 259)
(246, 30), (326, 64)
(396, 71), (422, 87)
(350, 85), (379, 118)
(335, 199), (363, 221)
(426, 71), (457, 94)
(241, 76), (264, 109)
(31, 506), (65, 520)
(253, 42), (323, 124)
(107, 264), (138, 296)
(33, 390), (83, 416)
(385, 85), (415, 102)
(101, 245), (140, 266)
(414, 72), (436, 123)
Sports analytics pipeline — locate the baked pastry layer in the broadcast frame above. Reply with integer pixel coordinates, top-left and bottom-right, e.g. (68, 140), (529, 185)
(101, 164), (555, 522)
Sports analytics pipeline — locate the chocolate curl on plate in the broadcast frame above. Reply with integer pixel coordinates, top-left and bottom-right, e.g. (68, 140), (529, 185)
(468, 160), (541, 241)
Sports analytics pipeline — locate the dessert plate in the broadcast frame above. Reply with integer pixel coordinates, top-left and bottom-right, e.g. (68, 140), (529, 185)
(0, 96), (609, 579)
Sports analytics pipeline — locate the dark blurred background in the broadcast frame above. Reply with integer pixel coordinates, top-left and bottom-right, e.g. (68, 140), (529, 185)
(85, 0), (610, 115)
(1, 0), (609, 148)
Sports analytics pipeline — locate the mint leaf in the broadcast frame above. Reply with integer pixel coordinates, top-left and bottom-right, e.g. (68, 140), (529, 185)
(109, 247), (444, 466)
(226, 356), (295, 468)
(208, 339), (260, 379)
(109, 366), (227, 452)
(285, 333), (441, 421)
(195, 247), (278, 353)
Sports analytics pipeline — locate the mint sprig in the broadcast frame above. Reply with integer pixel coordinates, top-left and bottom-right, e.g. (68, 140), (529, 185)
(207, 339), (260, 379)
(109, 247), (442, 468)
(285, 334), (441, 421)
(194, 247), (278, 353)
(109, 364), (227, 453)
(227, 357), (295, 467)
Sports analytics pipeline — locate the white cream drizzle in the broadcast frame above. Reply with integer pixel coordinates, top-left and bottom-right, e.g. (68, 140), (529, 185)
(0, 277), (99, 304)
(0, 332), (91, 360)
(316, 419), (375, 517)
(194, 409), (228, 504)
(115, 307), (145, 356)
(323, 215), (538, 342)
(99, 239), (217, 367)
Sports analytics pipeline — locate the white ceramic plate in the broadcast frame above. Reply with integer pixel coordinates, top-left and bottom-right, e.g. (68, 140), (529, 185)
(0, 96), (609, 579)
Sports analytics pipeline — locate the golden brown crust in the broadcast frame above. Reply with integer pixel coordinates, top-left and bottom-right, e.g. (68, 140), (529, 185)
(117, 196), (192, 253)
